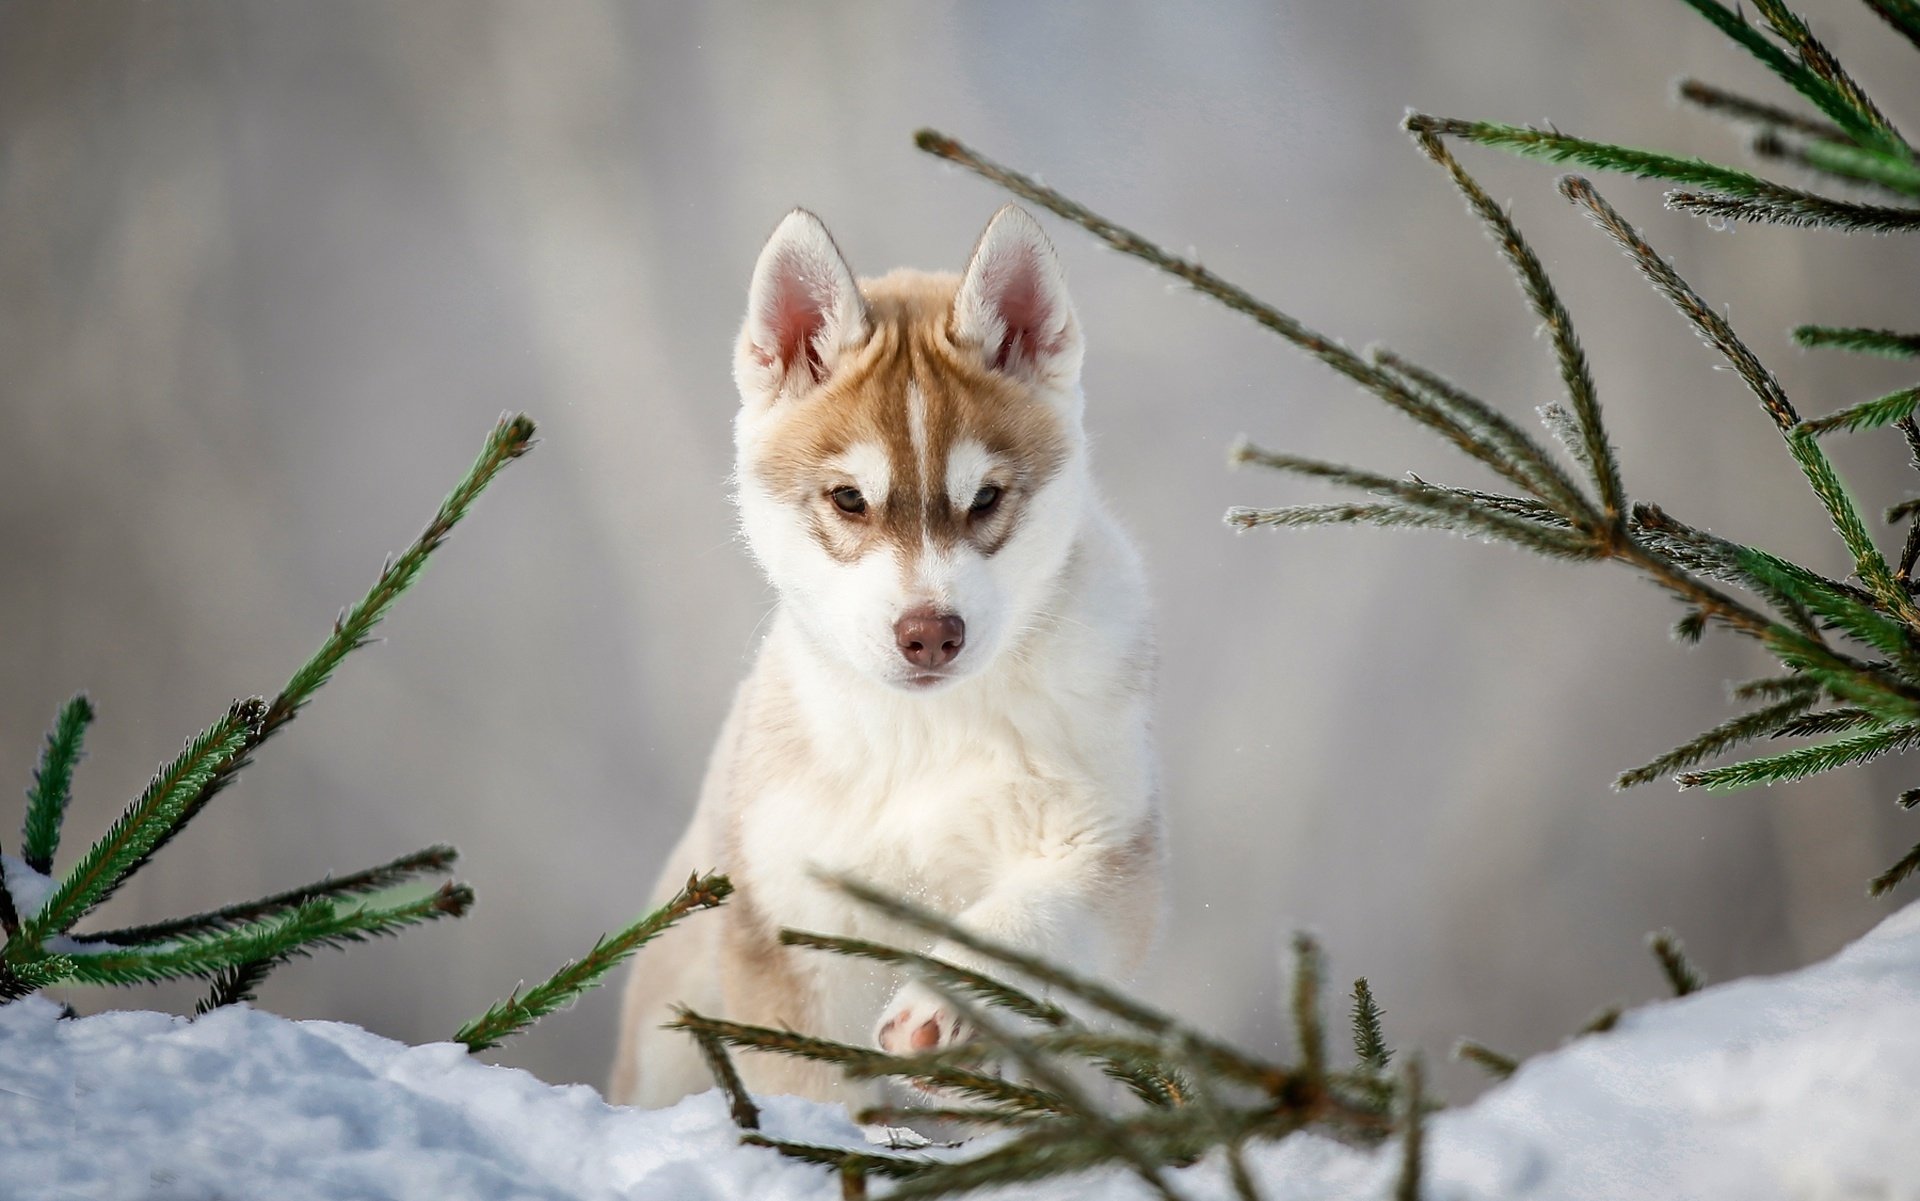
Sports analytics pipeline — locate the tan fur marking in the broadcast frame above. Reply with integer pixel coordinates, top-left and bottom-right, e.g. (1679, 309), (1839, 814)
(748, 271), (1071, 567)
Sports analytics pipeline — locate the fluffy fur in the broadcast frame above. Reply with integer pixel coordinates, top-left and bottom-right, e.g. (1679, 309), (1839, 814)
(609, 206), (1161, 1109)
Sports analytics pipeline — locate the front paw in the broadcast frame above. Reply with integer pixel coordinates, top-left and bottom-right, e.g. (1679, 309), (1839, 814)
(876, 981), (973, 1056)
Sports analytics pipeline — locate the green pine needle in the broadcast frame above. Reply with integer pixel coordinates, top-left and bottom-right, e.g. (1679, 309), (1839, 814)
(1794, 326), (1920, 359)
(10, 699), (265, 949)
(455, 871), (731, 1053)
(21, 695), (94, 875)
(1647, 929), (1705, 996)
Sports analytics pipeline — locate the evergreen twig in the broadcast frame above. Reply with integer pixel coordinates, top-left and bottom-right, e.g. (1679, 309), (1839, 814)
(1615, 694), (1818, 788)
(1675, 78), (1848, 141)
(693, 1028), (761, 1131)
(1350, 977), (1392, 1074)
(22, 695), (94, 875)
(1795, 325), (1920, 358)
(72, 844), (459, 946)
(1860, 0), (1920, 53)
(1647, 929), (1706, 996)
(194, 958), (277, 1015)
(1394, 1056), (1426, 1201)
(454, 871), (731, 1052)
(1290, 934), (1326, 1085)
(1453, 1039), (1518, 1080)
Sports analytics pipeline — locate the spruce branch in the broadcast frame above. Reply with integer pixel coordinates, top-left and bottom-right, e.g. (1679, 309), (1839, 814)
(1666, 188), (1920, 231)
(126, 415), (540, 885)
(692, 1027), (761, 1131)
(1229, 443), (1601, 559)
(1452, 1039), (1518, 1080)
(1771, 707), (1880, 737)
(1405, 119), (1623, 522)
(1869, 841), (1920, 895)
(738, 1134), (935, 1182)
(780, 927), (1071, 1028)
(1797, 386), (1920, 437)
(1647, 929), (1705, 995)
(1290, 934), (1326, 1086)
(1675, 721), (1920, 789)
(194, 958), (277, 1015)
(672, 1009), (1069, 1115)
(824, 874), (1294, 1096)
(22, 695), (93, 875)
(454, 870), (731, 1052)
(1560, 175), (1920, 629)
(54, 884), (472, 988)
(1676, 78), (1850, 141)
(9, 699), (265, 951)
(1675, 0), (1907, 152)
(1732, 674), (1822, 702)
(1394, 1056), (1426, 1201)
(1350, 977), (1392, 1073)
(72, 844), (459, 946)
(1748, 0), (1906, 148)
(1794, 325), (1920, 358)
(1615, 694), (1818, 788)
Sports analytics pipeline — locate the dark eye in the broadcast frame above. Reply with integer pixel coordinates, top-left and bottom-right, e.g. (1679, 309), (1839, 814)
(970, 484), (1003, 515)
(830, 486), (867, 515)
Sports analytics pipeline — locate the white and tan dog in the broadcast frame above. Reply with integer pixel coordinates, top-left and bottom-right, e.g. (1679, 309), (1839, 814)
(610, 206), (1161, 1108)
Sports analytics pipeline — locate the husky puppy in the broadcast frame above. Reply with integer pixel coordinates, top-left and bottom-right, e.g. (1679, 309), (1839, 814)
(610, 206), (1161, 1108)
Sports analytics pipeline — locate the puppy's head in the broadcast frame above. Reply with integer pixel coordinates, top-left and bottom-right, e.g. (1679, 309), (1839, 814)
(731, 206), (1089, 691)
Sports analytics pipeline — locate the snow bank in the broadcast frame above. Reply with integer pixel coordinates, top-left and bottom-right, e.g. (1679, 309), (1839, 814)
(5, 902), (1920, 1200)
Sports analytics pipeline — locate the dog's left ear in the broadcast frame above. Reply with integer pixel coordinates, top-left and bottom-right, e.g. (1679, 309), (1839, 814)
(952, 205), (1083, 388)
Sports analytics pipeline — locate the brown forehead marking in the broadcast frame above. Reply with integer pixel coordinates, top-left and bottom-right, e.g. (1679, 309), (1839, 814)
(749, 270), (1070, 563)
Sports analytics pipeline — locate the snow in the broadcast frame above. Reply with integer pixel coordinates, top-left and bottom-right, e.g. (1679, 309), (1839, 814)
(4, 903), (1920, 1200)
(1, 854), (58, 922)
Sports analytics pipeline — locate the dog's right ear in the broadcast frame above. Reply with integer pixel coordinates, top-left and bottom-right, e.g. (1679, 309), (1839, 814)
(734, 210), (870, 406)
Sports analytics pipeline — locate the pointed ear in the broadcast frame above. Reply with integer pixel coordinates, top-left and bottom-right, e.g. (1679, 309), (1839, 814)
(734, 209), (870, 405)
(952, 205), (1083, 387)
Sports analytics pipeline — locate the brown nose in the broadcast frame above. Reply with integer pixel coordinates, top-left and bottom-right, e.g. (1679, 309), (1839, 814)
(894, 610), (966, 669)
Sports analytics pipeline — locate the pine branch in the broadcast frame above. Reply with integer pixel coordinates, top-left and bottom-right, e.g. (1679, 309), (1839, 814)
(1797, 386), (1920, 436)
(1732, 674), (1822, 701)
(779, 927), (1071, 1028)
(1578, 1006), (1623, 1035)
(824, 874), (1295, 1097)
(1676, 78), (1849, 141)
(1771, 707), (1880, 737)
(672, 1009), (1069, 1115)
(1350, 977), (1392, 1073)
(53, 884), (471, 988)
(1561, 175), (1919, 629)
(1860, 0), (1920, 53)
(738, 1134), (935, 1182)
(1229, 444), (1601, 559)
(1794, 325), (1920, 358)
(194, 958), (277, 1015)
(1405, 119), (1623, 523)
(9, 699), (265, 951)
(1290, 934), (1326, 1086)
(1666, 188), (1920, 231)
(1675, 0), (1907, 152)
(1677, 721), (1920, 789)
(1224, 502), (1457, 533)
(1369, 348), (1596, 519)
(454, 871), (731, 1052)
(1452, 1039), (1518, 1080)
(1393, 1056), (1426, 1201)
(1615, 694), (1817, 788)
(72, 844), (459, 946)
(692, 1027), (761, 1131)
(124, 416), (539, 886)
(22, 695), (93, 875)
(1870, 841), (1920, 895)
(1748, 0), (1906, 148)
(1647, 929), (1705, 995)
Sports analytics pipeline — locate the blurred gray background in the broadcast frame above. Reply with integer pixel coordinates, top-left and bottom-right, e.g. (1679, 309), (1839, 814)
(4, 1), (1917, 1102)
